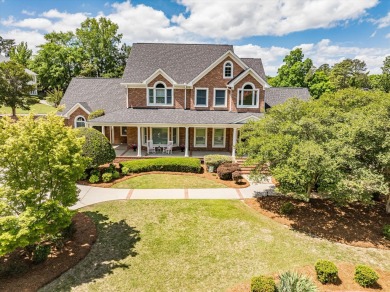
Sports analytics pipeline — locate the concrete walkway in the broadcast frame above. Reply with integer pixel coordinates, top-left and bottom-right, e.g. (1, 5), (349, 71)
(71, 181), (275, 210)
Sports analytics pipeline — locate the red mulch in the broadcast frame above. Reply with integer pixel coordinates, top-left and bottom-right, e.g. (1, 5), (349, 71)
(0, 213), (97, 292)
(245, 196), (390, 249)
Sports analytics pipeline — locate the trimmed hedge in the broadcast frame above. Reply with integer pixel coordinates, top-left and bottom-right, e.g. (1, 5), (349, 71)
(204, 155), (232, 172)
(217, 163), (240, 180)
(102, 172), (113, 183)
(354, 265), (379, 287)
(251, 275), (276, 292)
(120, 158), (202, 173)
(315, 260), (338, 284)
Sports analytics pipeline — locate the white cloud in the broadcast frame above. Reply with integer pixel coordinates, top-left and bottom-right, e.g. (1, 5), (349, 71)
(173, 0), (378, 39)
(21, 10), (35, 16)
(236, 39), (390, 76)
(374, 12), (390, 28)
(0, 29), (45, 52)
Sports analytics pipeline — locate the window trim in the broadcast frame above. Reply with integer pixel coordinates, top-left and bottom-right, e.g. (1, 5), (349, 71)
(237, 82), (259, 108)
(146, 81), (174, 106)
(74, 115), (86, 128)
(212, 128), (226, 148)
(213, 88), (227, 107)
(120, 127), (127, 137)
(194, 87), (209, 107)
(193, 127), (207, 148)
(223, 61), (233, 79)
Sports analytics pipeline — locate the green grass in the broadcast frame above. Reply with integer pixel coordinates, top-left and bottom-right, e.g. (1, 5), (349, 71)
(112, 174), (227, 189)
(41, 200), (390, 292)
(0, 103), (56, 114)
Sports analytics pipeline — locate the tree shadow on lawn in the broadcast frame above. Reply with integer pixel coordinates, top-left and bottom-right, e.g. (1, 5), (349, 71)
(253, 196), (390, 249)
(41, 211), (140, 291)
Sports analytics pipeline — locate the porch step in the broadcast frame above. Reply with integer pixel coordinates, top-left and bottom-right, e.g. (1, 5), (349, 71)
(235, 157), (257, 175)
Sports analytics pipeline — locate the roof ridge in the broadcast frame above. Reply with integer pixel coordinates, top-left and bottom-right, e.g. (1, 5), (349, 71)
(133, 42), (232, 46)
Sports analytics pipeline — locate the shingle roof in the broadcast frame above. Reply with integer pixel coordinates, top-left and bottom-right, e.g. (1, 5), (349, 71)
(265, 87), (311, 109)
(60, 78), (126, 115)
(88, 108), (263, 125)
(122, 43), (234, 84)
(241, 58), (267, 80)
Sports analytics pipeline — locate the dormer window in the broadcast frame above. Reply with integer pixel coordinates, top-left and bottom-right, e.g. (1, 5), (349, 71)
(237, 83), (259, 108)
(223, 61), (233, 78)
(74, 116), (86, 128)
(147, 82), (173, 106)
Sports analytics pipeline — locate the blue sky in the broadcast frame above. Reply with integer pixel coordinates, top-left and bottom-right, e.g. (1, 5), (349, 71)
(0, 0), (389, 75)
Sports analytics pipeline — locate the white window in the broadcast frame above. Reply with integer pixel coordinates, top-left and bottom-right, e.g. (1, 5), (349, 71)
(194, 128), (207, 147)
(223, 61), (233, 78)
(237, 83), (259, 108)
(120, 127), (127, 136)
(214, 88), (227, 107)
(147, 82), (173, 106)
(74, 116), (86, 128)
(212, 128), (226, 148)
(195, 88), (208, 107)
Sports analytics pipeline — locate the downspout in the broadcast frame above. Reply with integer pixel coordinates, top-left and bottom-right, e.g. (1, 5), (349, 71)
(126, 85), (129, 108)
(184, 83), (187, 110)
(228, 86), (232, 112)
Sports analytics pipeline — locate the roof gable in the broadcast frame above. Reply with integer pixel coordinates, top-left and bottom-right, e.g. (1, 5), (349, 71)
(228, 68), (270, 88)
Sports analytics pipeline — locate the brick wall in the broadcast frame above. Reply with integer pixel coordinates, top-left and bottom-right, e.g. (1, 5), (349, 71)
(66, 107), (89, 127)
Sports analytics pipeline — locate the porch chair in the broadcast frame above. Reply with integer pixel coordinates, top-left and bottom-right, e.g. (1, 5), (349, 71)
(147, 140), (156, 154)
(164, 141), (173, 154)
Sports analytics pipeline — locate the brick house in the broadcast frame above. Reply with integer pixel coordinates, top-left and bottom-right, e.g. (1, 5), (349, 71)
(60, 43), (310, 158)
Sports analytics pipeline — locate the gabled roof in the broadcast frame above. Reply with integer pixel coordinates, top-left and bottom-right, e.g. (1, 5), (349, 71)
(122, 43), (233, 84)
(88, 108), (263, 125)
(60, 78), (126, 116)
(241, 58), (267, 81)
(228, 68), (270, 88)
(265, 87), (311, 109)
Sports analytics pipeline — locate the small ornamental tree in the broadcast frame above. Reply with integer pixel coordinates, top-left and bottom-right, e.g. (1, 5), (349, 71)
(75, 127), (116, 169)
(0, 114), (89, 256)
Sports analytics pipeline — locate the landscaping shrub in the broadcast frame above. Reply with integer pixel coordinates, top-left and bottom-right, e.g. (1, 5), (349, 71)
(217, 163), (240, 180)
(89, 174), (100, 184)
(383, 224), (390, 240)
(354, 265), (379, 287)
(90, 168), (100, 177)
(112, 170), (120, 179)
(278, 271), (318, 292)
(32, 245), (51, 264)
(204, 155), (232, 172)
(88, 109), (105, 120)
(232, 170), (243, 184)
(120, 158), (202, 173)
(121, 166), (130, 175)
(315, 260), (338, 284)
(105, 163), (116, 173)
(102, 172), (113, 183)
(75, 127), (116, 169)
(280, 202), (294, 215)
(250, 275), (276, 292)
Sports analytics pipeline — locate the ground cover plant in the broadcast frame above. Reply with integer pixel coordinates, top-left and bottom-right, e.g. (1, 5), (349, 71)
(120, 157), (202, 173)
(41, 200), (390, 291)
(111, 174), (227, 189)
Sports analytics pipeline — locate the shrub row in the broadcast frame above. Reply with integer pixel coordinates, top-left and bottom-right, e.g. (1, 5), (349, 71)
(120, 157), (202, 174)
(204, 154), (232, 171)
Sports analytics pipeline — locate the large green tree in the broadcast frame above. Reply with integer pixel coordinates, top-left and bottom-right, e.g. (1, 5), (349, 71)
(237, 89), (390, 212)
(381, 56), (390, 93)
(329, 59), (369, 90)
(0, 114), (89, 256)
(268, 48), (313, 88)
(0, 61), (38, 117)
(0, 36), (15, 56)
(9, 41), (32, 67)
(305, 65), (335, 99)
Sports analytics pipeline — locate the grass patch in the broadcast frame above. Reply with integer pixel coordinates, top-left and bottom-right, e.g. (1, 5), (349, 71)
(112, 174), (227, 189)
(41, 200), (390, 291)
(0, 103), (56, 114)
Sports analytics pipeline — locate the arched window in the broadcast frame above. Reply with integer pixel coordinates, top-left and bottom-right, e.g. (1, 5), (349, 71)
(223, 61), (233, 78)
(147, 82), (173, 105)
(237, 83), (259, 108)
(74, 116), (86, 128)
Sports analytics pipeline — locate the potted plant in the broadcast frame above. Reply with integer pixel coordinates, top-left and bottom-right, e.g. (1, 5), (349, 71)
(180, 144), (185, 152)
(132, 144), (137, 151)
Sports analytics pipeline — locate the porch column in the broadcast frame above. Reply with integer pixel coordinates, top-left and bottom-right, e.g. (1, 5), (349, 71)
(137, 126), (142, 157)
(110, 126), (114, 143)
(232, 127), (238, 161)
(185, 126), (189, 157)
(101, 126), (105, 135)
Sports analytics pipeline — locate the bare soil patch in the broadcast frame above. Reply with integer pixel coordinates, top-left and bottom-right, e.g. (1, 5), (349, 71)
(79, 164), (249, 188)
(228, 263), (390, 291)
(245, 196), (390, 249)
(0, 213), (97, 292)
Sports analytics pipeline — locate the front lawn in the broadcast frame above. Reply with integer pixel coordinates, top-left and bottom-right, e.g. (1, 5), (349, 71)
(111, 174), (227, 189)
(0, 103), (56, 114)
(41, 200), (390, 291)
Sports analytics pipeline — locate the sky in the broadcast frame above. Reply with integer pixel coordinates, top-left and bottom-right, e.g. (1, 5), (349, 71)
(0, 0), (389, 76)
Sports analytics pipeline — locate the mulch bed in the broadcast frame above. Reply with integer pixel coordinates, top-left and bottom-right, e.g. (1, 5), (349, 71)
(228, 263), (390, 291)
(0, 213), (97, 292)
(245, 196), (390, 249)
(78, 164), (249, 189)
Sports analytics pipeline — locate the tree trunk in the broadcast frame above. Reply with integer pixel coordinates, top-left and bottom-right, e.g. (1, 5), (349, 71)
(11, 107), (16, 118)
(386, 195), (390, 214)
